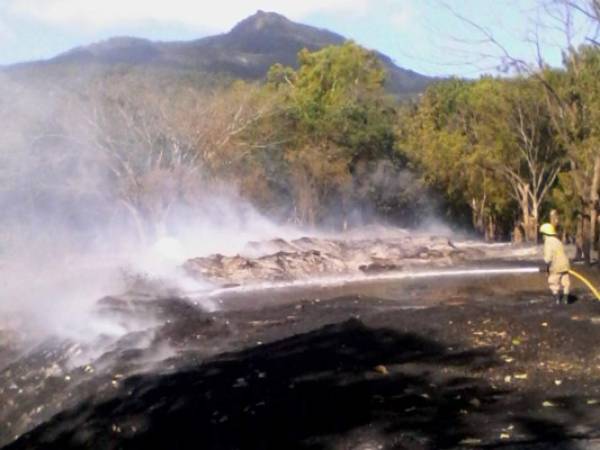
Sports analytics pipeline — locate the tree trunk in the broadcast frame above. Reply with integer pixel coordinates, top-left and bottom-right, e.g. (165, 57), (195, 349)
(531, 215), (539, 244)
(591, 156), (600, 265)
(591, 207), (598, 263)
(485, 216), (496, 242)
(516, 184), (539, 242)
(519, 197), (538, 242)
(524, 215), (538, 243)
(292, 168), (318, 226)
(471, 197), (486, 237)
(575, 214), (584, 261)
(520, 199), (530, 241)
(583, 212), (592, 265)
(513, 224), (524, 244)
(530, 199), (540, 243)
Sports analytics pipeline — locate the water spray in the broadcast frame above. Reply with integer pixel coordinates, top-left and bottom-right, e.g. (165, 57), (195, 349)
(200, 266), (600, 302)
(204, 266), (541, 297)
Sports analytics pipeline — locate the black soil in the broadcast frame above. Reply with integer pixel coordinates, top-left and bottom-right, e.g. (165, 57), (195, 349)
(4, 269), (600, 449)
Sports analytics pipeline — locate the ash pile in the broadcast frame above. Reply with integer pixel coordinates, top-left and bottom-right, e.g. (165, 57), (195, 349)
(184, 231), (484, 286)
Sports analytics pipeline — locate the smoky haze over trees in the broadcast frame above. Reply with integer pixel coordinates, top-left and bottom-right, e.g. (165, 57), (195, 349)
(2, 6), (600, 261)
(0, 40), (430, 259)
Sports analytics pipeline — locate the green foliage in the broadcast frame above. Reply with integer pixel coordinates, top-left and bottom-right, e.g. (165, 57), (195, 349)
(5, 40), (600, 237)
(551, 172), (581, 236)
(278, 42), (394, 160)
(398, 78), (506, 233)
(249, 42), (409, 225)
(554, 46), (600, 198)
(398, 73), (566, 239)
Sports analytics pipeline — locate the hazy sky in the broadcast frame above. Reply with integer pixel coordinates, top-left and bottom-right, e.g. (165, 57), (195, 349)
(0, 0), (593, 76)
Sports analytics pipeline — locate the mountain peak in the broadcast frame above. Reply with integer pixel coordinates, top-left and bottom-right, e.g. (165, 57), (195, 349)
(5, 11), (434, 97)
(230, 10), (292, 34)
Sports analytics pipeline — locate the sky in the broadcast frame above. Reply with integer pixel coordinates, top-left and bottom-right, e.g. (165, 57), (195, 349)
(0, 0), (595, 77)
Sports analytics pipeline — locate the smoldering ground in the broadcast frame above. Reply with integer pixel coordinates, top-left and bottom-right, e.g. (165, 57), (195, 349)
(0, 71), (479, 449)
(0, 135), (310, 444)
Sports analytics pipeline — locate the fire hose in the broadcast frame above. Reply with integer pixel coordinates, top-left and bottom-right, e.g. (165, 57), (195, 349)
(568, 269), (600, 301)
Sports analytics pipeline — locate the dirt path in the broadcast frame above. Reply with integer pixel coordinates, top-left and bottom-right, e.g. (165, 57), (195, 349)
(4, 268), (600, 449)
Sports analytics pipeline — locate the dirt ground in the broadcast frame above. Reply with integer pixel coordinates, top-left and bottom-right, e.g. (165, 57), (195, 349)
(4, 266), (600, 449)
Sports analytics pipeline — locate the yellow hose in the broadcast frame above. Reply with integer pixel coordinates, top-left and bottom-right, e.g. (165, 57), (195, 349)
(568, 269), (600, 301)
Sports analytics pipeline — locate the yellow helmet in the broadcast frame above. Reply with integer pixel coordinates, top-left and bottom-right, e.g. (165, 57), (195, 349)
(539, 223), (556, 236)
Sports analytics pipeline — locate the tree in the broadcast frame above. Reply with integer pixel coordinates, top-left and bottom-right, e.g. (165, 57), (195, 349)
(261, 42), (399, 225)
(398, 75), (565, 241)
(467, 78), (565, 241)
(544, 46), (600, 261)
(436, 0), (600, 256)
(398, 78), (514, 239)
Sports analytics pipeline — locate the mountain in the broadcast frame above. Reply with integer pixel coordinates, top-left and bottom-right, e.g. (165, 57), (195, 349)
(3, 11), (433, 95)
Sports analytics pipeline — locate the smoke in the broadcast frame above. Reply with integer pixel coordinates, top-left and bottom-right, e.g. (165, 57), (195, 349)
(331, 159), (443, 229)
(0, 65), (455, 370)
(0, 71), (305, 365)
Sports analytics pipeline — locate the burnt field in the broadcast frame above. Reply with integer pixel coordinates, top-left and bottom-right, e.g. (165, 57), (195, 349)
(4, 266), (600, 449)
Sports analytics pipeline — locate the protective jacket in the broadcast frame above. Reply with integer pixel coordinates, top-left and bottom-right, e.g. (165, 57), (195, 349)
(543, 235), (570, 274)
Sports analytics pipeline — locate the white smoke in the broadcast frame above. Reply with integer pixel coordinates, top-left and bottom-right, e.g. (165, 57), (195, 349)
(0, 72), (306, 365)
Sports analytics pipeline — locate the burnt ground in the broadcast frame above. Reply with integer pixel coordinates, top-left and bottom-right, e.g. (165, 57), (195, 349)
(4, 268), (600, 449)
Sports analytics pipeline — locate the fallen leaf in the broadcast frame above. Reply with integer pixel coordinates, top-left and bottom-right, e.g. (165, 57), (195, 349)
(587, 399), (598, 405)
(459, 438), (482, 445)
(542, 401), (556, 407)
(500, 433), (510, 439)
(469, 398), (481, 408)
(514, 373), (528, 380)
(504, 376), (512, 383)
(554, 380), (562, 386)
(374, 365), (389, 375)
(233, 378), (248, 388)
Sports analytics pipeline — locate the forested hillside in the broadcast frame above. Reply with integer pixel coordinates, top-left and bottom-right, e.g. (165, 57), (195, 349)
(2, 6), (600, 261)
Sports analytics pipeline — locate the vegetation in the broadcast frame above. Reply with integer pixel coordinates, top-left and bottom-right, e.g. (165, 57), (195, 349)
(2, 8), (600, 263)
(398, 76), (565, 242)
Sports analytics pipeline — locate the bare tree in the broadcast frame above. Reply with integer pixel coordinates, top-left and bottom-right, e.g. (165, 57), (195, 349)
(71, 76), (282, 245)
(505, 86), (564, 241)
(438, 0), (600, 261)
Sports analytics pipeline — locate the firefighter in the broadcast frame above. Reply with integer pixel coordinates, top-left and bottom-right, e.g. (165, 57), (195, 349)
(540, 223), (571, 305)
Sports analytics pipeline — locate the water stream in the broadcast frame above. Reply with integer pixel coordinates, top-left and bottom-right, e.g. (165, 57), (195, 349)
(203, 266), (541, 298)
